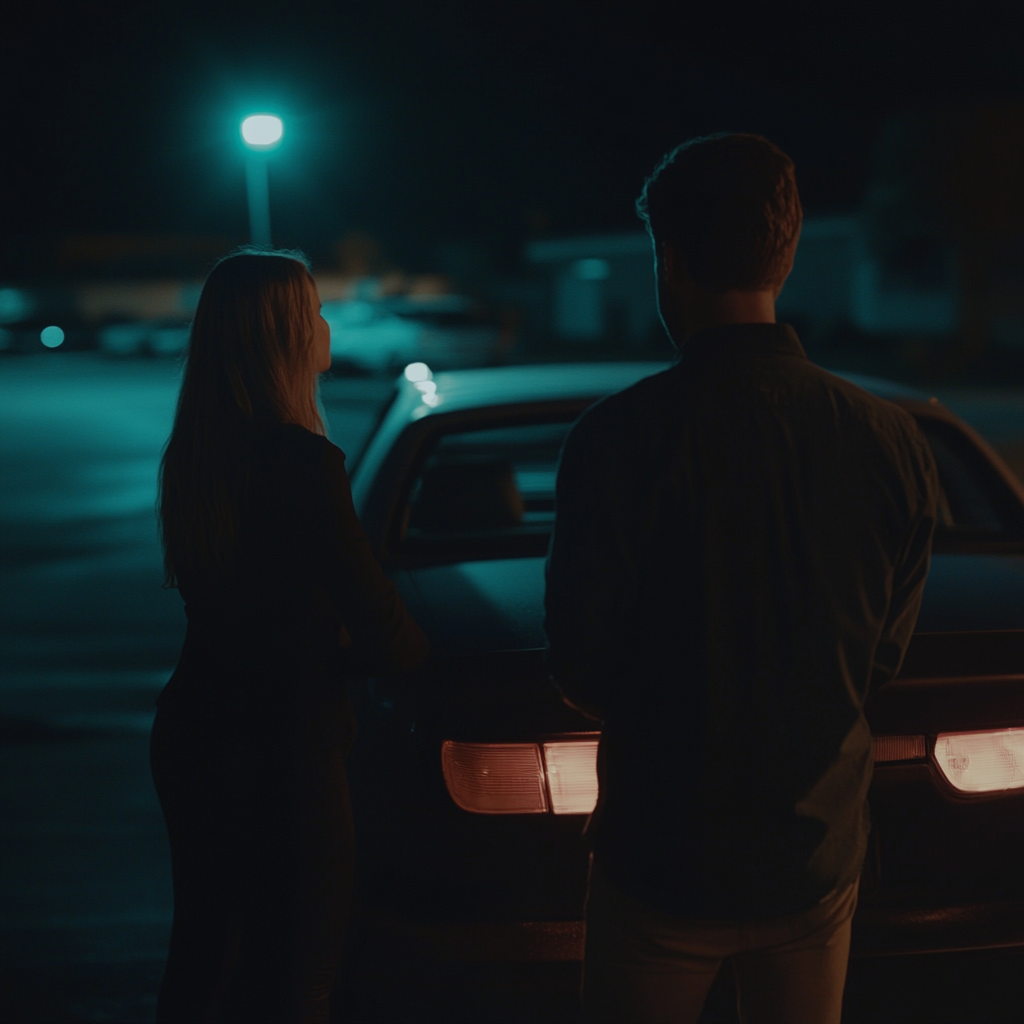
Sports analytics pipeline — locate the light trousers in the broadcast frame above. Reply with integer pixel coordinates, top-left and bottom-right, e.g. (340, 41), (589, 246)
(582, 861), (858, 1024)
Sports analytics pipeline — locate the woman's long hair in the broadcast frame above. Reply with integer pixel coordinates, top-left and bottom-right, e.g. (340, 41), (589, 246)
(159, 249), (325, 587)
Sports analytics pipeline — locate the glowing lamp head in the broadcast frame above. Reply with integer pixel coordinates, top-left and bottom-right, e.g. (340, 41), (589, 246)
(241, 114), (284, 151)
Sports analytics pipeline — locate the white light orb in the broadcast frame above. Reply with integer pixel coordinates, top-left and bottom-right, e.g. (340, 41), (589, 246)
(403, 362), (432, 382)
(241, 114), (284, 150)
(40, 325), (65, 348)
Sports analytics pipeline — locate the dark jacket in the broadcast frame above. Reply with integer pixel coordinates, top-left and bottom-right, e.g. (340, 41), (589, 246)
(161, 422), (428, 703)
(152, 423), (427, 1022)
(544, 323), (938, 919)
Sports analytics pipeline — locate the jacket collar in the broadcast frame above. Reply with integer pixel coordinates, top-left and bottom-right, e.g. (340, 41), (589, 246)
(678, 322), (806, 366)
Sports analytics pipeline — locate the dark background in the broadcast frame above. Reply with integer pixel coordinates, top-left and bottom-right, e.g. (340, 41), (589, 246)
(4, 0), (1022, 272)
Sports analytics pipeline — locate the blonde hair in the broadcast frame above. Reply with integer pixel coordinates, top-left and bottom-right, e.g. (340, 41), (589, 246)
(159, 249), (325, 585)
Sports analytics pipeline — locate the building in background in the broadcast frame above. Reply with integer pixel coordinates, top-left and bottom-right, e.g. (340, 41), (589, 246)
(777, 216), (962, 339)
(525, 233), (658, 347)
(521, 104), (1023, 378)
(522, 208), (1022, 376)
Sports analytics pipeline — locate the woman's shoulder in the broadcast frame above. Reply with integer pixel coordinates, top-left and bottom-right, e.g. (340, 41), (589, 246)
(256, 424), (347, 473)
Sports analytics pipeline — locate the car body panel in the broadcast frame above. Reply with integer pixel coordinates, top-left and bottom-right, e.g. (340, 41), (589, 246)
(397, 559), (548, 655)
(915, 555), (1024, 631)
(396, 553), (1024, 655)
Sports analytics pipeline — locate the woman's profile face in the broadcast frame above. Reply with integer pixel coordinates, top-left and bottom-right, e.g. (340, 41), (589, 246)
(308, 278), (332, 373)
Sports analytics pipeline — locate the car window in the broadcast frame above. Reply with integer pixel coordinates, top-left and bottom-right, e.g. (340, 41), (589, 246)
(394, 412), (1023, 561)
(916, 418), (1024, 544)
(399, 421), (573, 559)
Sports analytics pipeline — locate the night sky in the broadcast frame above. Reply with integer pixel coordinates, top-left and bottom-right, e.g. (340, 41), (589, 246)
(4, 1), (1023, 271)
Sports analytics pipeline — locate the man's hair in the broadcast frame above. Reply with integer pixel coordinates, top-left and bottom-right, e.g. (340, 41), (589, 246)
(636, 133), (802, 292)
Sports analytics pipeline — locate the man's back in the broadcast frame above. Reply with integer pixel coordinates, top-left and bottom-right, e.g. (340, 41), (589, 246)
(545, 323), (938, 917)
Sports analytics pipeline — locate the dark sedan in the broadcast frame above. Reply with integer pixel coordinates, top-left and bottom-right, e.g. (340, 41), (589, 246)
(345, 361), (1024, 968)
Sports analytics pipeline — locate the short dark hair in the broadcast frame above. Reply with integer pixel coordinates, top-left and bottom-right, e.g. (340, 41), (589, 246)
(636, 133), (802, 292)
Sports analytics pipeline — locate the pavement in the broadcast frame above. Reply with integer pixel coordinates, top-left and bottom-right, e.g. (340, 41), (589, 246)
(1, 351), (1022, 1023)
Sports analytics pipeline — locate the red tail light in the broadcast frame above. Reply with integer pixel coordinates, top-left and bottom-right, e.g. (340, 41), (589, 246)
(441, 741), (548, 814)
(441, 738), (600, 815)
(872, 735), (926, 763)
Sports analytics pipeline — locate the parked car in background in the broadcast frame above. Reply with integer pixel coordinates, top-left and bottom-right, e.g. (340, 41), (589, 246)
(96, 319), (191, 356)
(344, 360), (1024, 973)
(324, 295), (504, 374)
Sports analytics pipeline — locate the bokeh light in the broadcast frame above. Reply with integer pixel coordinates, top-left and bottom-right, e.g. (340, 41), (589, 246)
(404, 361), (433, 382)
(40, 326), (65, 348)
(574, 257), (610, 280)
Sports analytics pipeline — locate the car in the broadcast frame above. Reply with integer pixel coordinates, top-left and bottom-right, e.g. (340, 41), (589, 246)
(344, 359), (1024, 974)
(323, 295), (504, 374)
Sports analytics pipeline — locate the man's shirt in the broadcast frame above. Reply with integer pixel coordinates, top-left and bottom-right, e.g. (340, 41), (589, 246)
(544, 323), (939, 919)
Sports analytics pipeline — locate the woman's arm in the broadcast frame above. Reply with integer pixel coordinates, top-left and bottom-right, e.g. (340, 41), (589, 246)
(320, 440), (429, 675)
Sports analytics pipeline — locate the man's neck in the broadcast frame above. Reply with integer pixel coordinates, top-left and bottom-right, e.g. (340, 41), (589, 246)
(677, 284), (776, 343)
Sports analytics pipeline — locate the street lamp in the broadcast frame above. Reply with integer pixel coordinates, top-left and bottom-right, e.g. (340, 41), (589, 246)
(240, 114), (284, 247)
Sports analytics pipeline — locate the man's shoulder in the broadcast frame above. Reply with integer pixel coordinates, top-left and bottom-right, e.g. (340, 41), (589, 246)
(808, 365), (927, 445)
(803, 365), (937, 498)
(567, 363), (680, 446)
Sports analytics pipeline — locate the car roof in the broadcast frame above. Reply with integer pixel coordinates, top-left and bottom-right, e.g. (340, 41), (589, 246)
(410, 362), (672, 415)
(352, 360), (934, 507)
(395, 361), (931, 422)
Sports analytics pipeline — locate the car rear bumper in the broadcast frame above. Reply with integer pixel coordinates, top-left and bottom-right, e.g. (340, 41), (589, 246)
(852, 898), (1024, 956)
(362, 911), (585, 962)
(361, 898), (1024, 964)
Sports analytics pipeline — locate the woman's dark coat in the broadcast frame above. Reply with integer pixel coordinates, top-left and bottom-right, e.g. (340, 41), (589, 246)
(151, 423), (427, 1023)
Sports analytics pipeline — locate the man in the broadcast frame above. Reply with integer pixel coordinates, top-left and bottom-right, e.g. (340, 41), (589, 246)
(544, 134), (939, 1024)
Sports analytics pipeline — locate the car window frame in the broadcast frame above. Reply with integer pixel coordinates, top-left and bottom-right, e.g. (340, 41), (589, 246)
(358, 393), (1024, 566)
(895, 400), (1024, 554)
(359, 399), (597, 565)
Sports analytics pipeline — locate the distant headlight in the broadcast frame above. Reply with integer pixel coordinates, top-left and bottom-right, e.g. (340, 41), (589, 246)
(441, 738), (600, 815)
(934, 729), (1024, 794)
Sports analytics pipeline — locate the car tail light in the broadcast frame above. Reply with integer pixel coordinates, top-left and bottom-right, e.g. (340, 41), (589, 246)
(441, 739), (601, 815)
(542, 741), (600, 814)
(934, 729), (1024, 794)
(872, 735), (926, 763)
(441, 741), (548, 814)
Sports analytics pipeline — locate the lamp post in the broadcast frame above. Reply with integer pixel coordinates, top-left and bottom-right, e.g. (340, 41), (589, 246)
(240, 114), (283, 247)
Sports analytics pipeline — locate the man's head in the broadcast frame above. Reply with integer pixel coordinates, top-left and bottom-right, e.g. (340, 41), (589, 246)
(637, 133), (802, 342)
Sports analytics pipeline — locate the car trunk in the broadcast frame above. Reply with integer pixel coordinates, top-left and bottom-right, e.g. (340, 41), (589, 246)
(360, 557), (1024, 948)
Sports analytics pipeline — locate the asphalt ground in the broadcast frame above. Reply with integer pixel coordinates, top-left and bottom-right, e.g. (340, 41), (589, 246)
(1, 351), (1022, 1023)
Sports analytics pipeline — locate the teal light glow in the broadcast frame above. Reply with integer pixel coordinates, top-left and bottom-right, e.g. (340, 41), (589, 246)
(574, 258), (610, 281)
(241, 114), (284, 150)
(0, 287), (34, 324)
(40, 326), (65, 349)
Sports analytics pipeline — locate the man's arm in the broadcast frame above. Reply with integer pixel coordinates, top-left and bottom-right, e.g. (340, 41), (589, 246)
(544, 420), (637, 718)
(870, 430), (940, 693)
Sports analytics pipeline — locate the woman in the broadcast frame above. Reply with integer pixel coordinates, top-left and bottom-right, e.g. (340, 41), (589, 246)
(151, 249), (428, 1023)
